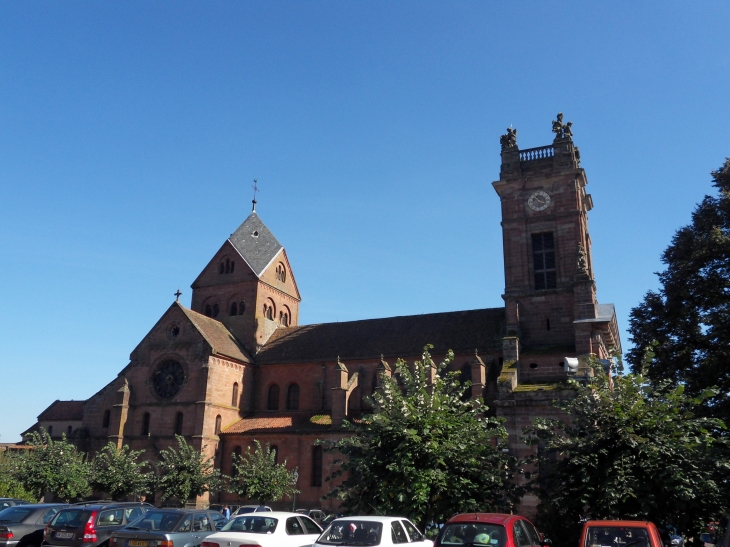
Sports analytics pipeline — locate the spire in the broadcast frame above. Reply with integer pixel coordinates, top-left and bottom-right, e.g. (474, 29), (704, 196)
(252, 179), (259, 212)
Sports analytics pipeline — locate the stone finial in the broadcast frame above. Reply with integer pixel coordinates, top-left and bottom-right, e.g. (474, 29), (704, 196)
(577, 244), (589, 278)
(500, 127), (518, 150)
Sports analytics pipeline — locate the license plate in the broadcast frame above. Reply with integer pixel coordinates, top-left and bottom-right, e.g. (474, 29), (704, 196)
(128, 541), (148, 547)
(55, 532), (74, 539)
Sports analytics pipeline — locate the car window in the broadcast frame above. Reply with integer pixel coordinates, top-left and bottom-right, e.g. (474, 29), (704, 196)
(520, 521), (540, 546)
(51, 509), (92, 528)
(300, 516), (321, 534)
(514, 522), (531, 547)
(124, 507), (146, 524)
(319, 521), (383, 546)
(441, 523), (506, 547)
(0, 506), (34, 523)
(287, 516), (304, 535)
(194, 514), (212, 532)
(401, 520), (424, 542)
(585, 527), (650, 547)
(178, 515), (193, 532)
(42, 508), (62, 524)
(98, 509), (124, 527)
(392, 521), (409, 544)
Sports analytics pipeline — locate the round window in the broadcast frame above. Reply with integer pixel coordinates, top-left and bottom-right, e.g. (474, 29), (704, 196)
(152, 360), (185, 399)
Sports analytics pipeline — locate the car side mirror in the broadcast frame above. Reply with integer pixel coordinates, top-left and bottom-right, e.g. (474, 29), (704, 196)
(541, 539), (553, 547)
(701, 534), (714, 545)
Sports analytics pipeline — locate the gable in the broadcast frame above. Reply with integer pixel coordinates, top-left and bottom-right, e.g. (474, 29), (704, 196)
(191, 240), (258, 289)
(258, 248), (301, 301)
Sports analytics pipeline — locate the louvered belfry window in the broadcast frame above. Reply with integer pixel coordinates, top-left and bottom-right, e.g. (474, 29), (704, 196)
(532, 232), (557, 290)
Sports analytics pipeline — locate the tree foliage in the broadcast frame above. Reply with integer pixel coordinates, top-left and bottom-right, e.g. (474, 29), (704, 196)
(524, 352), (730, 547)
(90, 442), (152, 501)
(14, 429), (91, 501)
(628, 158), (730, 420)
(155, 435), (224, 506)
(228, 440), (299, 504)
(323, 346), (519, 531)
(0, 449), (36, 501)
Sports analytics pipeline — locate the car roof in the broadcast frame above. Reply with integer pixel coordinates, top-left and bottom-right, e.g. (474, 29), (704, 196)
(232, 511), (315, 519)
(585, 521), (654, 527)
(329, 516), (409, 523)
(446, 514), (520, 526)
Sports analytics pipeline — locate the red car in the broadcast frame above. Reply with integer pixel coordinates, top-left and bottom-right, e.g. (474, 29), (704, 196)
(436, 513), (550, 547)
(580, 520), (662, 547)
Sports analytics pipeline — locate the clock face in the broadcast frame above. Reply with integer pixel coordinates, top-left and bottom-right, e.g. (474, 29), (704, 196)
(152, 360), (185, 399)
(528, 191), (551, 211)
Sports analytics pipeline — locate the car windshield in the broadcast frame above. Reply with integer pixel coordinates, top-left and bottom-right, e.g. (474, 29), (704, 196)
(51, 510), (92, 528)
(585, 527), (650, 547)
(127, 511), (182, 533)
(318, 520), (383, 546)
(440, 523), (507, 547)
(221, 516), (278, 533)
(0, 506), (34, 523)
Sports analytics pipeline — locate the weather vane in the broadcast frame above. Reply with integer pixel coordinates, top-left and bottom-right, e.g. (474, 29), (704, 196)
(252, 179), (259, 212)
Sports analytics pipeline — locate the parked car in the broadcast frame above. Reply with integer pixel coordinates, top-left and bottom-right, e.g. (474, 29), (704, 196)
(203, 512), (322, 547)
(436, 513), (546, 547)
(43, 502), (151, 547)
(295, 511), (326, 525)
(0, 503), (31, 512)
(315, 516), (431, 547)
(580, 520), (662, 547)
(231, 506), (272, 516)
(110, 509), (222, 547)
(0, 504), (70, 547)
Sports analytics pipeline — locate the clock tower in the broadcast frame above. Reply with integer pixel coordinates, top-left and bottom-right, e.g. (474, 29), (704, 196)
(493, 116), (619, 372)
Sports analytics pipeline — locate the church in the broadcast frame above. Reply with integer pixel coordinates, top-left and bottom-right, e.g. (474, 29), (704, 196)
(24, 117), (621, 512)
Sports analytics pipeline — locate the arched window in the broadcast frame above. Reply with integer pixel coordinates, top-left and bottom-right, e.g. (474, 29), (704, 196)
(232, 382), (239, 407)
(264, 301), (274, 320)
(267, 384), (280, 410)
(270, 445), (279, 464)
(205, 305), (212, 317)
(215, 415), (222, 436)
(287, 384), (300, 410)
(312, 445), (323, 486)
(142, 412), (150, 435)
(239, 301), (246, 315)
(231, 446), (242, 476)
(212, 304), (220, 318)
(230, 261), (235, 272)
(47, 425), (53, 436)
(67, 425), (73, 435)
(276, 263), (286, 282)
(282, 313), (289, 326)
(102, 409), (111, 428)
(174, 412), (184, 435)
(225, 258), (230, 274)
(230, 302), (238, 316)
(219, 263), (224, 274)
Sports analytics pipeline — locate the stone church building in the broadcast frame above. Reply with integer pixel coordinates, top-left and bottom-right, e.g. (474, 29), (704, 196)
(25, 120), (620, 512)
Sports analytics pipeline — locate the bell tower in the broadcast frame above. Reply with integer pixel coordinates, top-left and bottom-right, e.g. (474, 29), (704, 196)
(493, 116), (617, 359)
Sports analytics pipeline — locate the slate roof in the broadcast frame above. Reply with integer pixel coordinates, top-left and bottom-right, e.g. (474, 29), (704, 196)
(38, 400), (85, 421)
(223, 413), (334, 434)
(256, 308), (506, 364)
(178, 304), (254, 363)
(229, 212), (283, 277)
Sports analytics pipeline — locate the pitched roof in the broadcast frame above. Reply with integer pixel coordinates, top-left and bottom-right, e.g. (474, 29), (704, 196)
(256, 308), (506, 364)
(222, 413), (334, 434)
(178, 304), (254, 363)
(38, 400), (85, 421)
(228, 212), (283, 277)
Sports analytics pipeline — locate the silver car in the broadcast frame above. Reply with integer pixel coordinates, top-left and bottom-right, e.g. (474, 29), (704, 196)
(110, 510), (220, 547)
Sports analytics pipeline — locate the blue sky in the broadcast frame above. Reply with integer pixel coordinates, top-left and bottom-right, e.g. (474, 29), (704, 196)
(1, 2), (729, 442)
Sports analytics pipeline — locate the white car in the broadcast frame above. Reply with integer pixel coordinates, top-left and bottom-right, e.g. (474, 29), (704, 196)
(202, 512), (322, 547)
(314, 516), (432, 547)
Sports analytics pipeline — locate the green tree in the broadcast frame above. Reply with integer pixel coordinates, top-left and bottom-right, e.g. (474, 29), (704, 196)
(524, 351), (730, 547)
(14, 429), (91, 501)
(628, 158), (730, 420)
(0, 449), (36, 501)
(89, 442), (152, 501)
(323, 346), (518, 531)
(228, 440), (299, 504)
(155, 435), (224, 506)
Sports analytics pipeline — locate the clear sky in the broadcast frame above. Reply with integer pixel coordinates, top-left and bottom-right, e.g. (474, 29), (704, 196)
(1, 2), (729, 442)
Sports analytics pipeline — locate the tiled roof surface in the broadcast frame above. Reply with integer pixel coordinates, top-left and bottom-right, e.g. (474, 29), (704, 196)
(179, 304), (254, 363)
(229, 212), (283, 277)
(38, 400), (85, 421)
(223, 413), (334, 434)
(257, 308), (505, 364)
